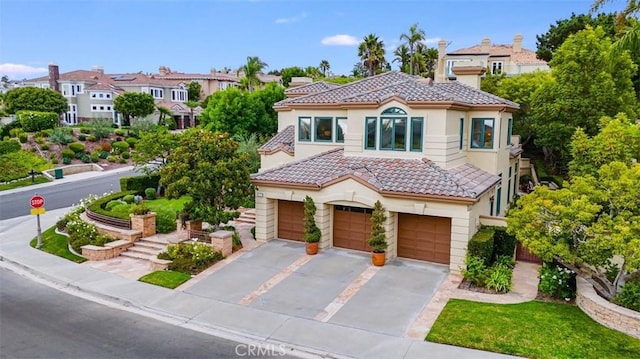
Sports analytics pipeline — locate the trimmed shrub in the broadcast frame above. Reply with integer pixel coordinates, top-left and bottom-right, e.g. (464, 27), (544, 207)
(100, 141), (112, 152)
(0, 140), (21, 155)
(61, 148), (75, 159)
(19, 133), (28, 143)
(107, 156), (117, 163)
(119, 175), (160, 194)
(145, 187), (156, 200)
(155, 207), (177, 234)
(87, 191), (137, 218)
(17, 110), (58, 132)
(99, 151), (109, 159)
(35, 137), (44, 144)
(78, 134), (87, 141)
(75, 151), (84, 159)
(468, 227), (495, 266)
(119, 158), (127, 164)
(51, 157), (58, 164)
(40, 143), (49, 151)
(87, 135), (97, 142)
(105, 199), (127, 211)
(121, 152), (130, 159)
(68, 142), (85, 153)
(614, 281), (640, 312)
(492, 227), (517, 260)
(80, 127), (91, 134)
(91, 154), (99, 163)
(114, 129), (126, 136)
(62, 157), (72, 165)
(122, 194), (135, 204)
(125, 137), (137, 148)
(161, 242), (223, 275)
(81, 155), (91, 163)
(112, 141), (129, 154)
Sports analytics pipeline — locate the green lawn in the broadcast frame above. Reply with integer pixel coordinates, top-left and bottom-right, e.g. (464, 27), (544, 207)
(0, 176), (50, 191)
(145, 196), (191, 214)
(139, 270), (191, 289)
(426, 299), (640, 359)
(30, 226), (86, 263)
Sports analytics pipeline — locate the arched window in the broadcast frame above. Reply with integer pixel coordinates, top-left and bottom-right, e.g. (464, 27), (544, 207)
(380, 107), (407, 115)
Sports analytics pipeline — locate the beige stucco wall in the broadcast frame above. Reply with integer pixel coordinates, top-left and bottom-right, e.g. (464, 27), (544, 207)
(259, 151), (294, 172)
(254, 178), (491, 273)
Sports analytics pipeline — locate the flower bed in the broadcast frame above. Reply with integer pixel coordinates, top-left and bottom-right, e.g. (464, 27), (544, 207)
(157, 242), (223, 275)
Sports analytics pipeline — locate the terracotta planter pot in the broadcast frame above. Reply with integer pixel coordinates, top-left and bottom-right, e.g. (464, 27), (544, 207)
(371, 252), (386, 266)
(306, 242), (319, 255)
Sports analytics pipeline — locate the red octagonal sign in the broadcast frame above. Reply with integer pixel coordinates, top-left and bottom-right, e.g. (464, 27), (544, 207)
(30, 195), (45, 208)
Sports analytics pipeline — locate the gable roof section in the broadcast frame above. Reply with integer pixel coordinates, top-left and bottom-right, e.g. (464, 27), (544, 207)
(448, 44), (547, 65)
(258, 125), (295, 155)
(252, 148), (499, 202)
(284, 81), (341, 97)
(275, 71), (518, 109)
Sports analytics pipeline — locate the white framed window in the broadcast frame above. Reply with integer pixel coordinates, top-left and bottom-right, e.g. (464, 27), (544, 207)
(91, 104), (113, 112)
(61, 83), (83, 97)
(64, 104), (77, 125)
(171, 88), (188, 102)
(90, 91), (112, 99)
(491, 61), (503, 75)
(149, 87), (164, 99)
(445, 59), (471, 77)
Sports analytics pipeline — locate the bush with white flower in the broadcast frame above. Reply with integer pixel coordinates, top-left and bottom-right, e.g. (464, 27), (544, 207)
(539, 262), (576, 300)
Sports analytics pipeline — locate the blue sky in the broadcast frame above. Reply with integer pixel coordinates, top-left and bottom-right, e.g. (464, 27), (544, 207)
(0, 0), (611, 80)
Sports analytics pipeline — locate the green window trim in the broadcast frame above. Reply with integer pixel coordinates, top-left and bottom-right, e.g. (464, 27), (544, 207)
(459, 118), (464, 150)
(410, 117), (423, 152)
(381, 107), (407, 115)
(298, 117), (311, 142)
(314, 117), (333, 142)
(380, 116), (407, 151)
(336, 117), (347, 143)
(365, 117), (377, 150)
(470, 118), (494, 149)
(507, 118), (513, 145)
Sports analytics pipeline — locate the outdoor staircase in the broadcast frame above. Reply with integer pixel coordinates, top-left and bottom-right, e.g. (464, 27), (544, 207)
(120, 237), (168, 261)
(235, 209), (256, 225)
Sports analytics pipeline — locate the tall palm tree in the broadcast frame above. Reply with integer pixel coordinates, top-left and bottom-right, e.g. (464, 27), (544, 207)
(239, 56), (268, 92)
(358, 34), (386, 77)
(415, 44), (439, 79)
(393, 44), (411, 73)
(400, 23), (426, 75)
(319, 60), (330, 77)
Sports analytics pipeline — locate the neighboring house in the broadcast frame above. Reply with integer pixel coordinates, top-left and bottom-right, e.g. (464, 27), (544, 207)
(21, 64), (236, 127)
(251, 70), (523, 272)
(436, 34), (549, 82)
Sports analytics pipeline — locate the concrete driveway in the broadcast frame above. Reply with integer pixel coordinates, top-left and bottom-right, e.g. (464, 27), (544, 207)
(184, 240), (448, 338)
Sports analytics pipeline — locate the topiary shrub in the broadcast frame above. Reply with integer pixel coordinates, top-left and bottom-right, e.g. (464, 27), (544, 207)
(492, 227), (517, 260)
(91, 154), (99, 163)
(61, 148), (75, 159)
(112, 141), (129, 154)
(145, 187), (156, 200)
(69, 142), (85, 153)
(107, 156), (117, 163)
(87, 135), (97, 142)
(114, 129), (126, 136)
(121, 152), (130, 159)
(105, 199), (127, 211)
(122, 194), (135, 204)
(468, 226), (495, 266)
(125, 137), (137, 148)
(78, 134), (87, 141)
(17, 110), (58, 132)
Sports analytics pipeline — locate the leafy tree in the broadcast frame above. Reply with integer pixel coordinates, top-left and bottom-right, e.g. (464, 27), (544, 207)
(569, 113), (640, 177)
(393, 44), (411, 73)
(358, 34), (386, 77)
(86, 117), (113, 139)
(132, 129), (180, 174)
(234, 133), (261, 174)
(187, 81), (202, 102)
(530, 26), (638, 169)
(305, 66), (322, 79)
(280, 66), (306, 87)
(159, 130), (253, 227)
(319, 60), (330, 77)
(113, 92), (155, 126)
(3, 87), (67, 114)
(239, 56), (268, 92)
(400, 23), (426, 76)
(507, 161), (640, 299)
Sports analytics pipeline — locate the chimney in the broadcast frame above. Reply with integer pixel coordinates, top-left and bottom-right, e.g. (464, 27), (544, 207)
(210, 67), (217, 75)
(91, 65), (104, 74)
(436, 39), (448, 83)
(481, 37), (491, 53)
(513, 34), (523, 53)
(159, 66), (168, 76)
(48, 63), (60, 92)
(452, 65), (486, 89)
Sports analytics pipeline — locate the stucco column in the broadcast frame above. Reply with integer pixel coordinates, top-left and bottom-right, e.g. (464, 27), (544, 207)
(255, 196), (275, 242)
(316, 203), (331, 249)
(385, 211), (396, 259)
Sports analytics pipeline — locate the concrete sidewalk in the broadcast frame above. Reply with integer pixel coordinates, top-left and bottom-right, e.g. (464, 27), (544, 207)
(0, 208), (516, 359)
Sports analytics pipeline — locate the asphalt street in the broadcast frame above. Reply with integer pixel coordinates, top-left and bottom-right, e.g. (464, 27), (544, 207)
(0, 169), (137, 220)
(0, 267), (294, 359)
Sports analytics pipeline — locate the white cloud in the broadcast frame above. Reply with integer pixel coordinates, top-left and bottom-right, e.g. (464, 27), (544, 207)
(321, 34), (359, 46)
(0, 63), (47, 79)
(275, 12), (307, 24)
(422, 37), (442, 45)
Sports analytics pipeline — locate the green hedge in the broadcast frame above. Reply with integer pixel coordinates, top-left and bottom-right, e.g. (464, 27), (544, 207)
(120, 175), (160, 194)
(468, 227), (495, 266)
(0, 140), (21, 155)
(492, 227), (517, 259)
(17, 111), (58, 132)
(87, 191), (137, 218)
(69, 142), (85, 153)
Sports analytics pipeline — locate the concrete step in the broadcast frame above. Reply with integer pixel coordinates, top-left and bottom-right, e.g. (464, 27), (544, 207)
(127, 246), (162, 255)
(139, 237), (172, 246)
(120, 251), (153, 261)
(135, 241), (166, 250)
(235, 218), (256, 225)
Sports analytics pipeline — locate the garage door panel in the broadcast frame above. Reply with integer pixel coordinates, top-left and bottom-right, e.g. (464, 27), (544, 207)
(278, 201), (304, 241)
(333, 207), (371, 252)
(397, 213), (451, 264)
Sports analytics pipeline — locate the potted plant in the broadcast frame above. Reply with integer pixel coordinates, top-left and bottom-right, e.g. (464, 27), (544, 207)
(303, 196), (321, 255)
(368, 200), (387, 266)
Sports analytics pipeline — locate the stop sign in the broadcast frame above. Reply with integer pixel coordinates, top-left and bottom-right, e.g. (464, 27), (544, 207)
(30, 195), (45, 208)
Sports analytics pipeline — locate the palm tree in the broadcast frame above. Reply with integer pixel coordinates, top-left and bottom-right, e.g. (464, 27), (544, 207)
(157, 106), (173, 128)
(400, 23), (426, 75)
(239, 56), (268, 92)
(415, 44), (439, 79)
(393, 44), (411, 73)
(358, 34), (386, 77)
(319, 60), (330, 77)
(591, 0), (639, 52)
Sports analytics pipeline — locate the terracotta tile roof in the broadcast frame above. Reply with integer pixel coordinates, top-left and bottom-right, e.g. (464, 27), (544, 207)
(258, 125), (295, 155)
(510, 146), (523, 158)
(252, 148), (499, 199)
(155, 72), (239, 82)
(258, 74), (282, 84)
(25, 70), (187, 87)
(276, 71), (518, 109)
(85, 82), (113, 91)
(284, 81), (341, 96)
(448, 44), (547, 65)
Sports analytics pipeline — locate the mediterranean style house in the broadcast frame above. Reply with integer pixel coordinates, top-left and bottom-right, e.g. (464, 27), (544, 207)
(22, 64), (239, 127)
(436, 34), (549, 82)
(251, 69), (522, 272)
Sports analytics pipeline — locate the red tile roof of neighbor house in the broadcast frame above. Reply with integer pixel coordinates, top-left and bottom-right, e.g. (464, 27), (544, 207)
(284, 81), (341, 96)
(155, 72), (239, 82)
(275, 71), (519, 109)
(448, 44), (547, 65)
(258, 125), (295, 155)
(25, 70), (187, 88)
(252, 148), (500, 200)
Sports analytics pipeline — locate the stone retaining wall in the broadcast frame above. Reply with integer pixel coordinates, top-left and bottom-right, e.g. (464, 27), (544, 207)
(576, 277), (640, 338)
(81, 240), (133, 261)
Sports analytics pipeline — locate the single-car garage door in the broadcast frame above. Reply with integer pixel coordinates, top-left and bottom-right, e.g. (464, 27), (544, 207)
(333, 205), (372, 252)
(397, 214), (451, 264)
(278, 200), (304, 241)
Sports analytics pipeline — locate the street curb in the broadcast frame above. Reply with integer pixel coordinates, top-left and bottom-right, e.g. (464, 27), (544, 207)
(0, 254), (340, 359)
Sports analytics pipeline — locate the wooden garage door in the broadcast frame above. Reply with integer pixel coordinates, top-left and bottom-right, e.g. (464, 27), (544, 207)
(278, 200), (304, 241)
(333, 206), (372, 252)
(397, 214), (451, 264)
